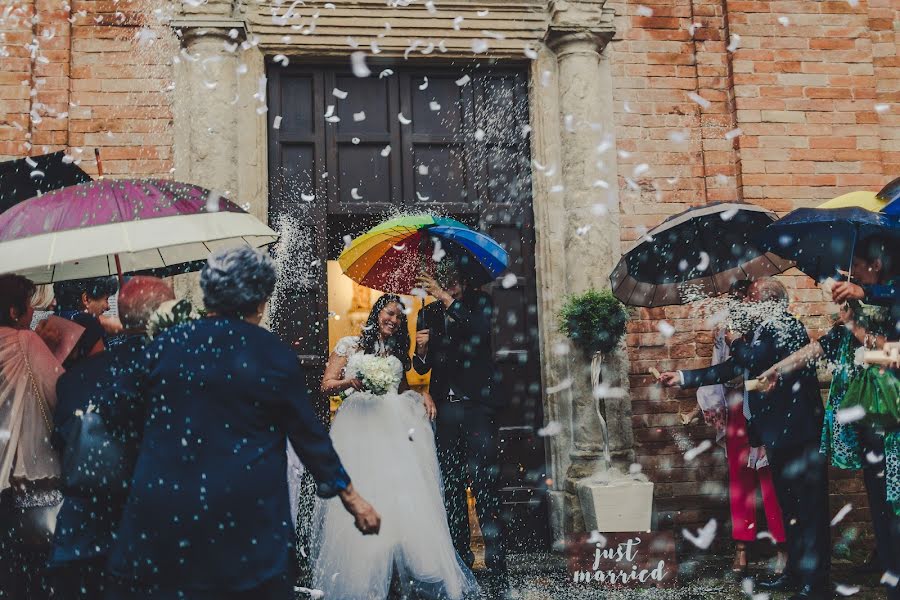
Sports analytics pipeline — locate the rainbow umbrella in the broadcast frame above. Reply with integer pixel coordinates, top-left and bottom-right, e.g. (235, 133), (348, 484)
(338, 214), (509, 294)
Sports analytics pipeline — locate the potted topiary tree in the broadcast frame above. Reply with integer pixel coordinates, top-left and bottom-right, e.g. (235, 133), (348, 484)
(558, 289), (653, 532)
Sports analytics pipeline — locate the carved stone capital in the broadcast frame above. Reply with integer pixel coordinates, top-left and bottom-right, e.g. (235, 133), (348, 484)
(171, 19), (247, 47)
(545, 0), (616, 53)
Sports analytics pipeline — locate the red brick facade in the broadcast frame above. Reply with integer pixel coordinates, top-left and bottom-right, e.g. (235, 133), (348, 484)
(1, 0), (897, 547)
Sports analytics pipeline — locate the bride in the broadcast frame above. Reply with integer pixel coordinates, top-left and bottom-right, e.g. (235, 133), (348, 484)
(314, 294), (480, 600)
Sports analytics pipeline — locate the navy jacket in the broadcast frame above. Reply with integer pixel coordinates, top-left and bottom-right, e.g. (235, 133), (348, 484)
(863, 280), (899, 340)
(104, 317), (350, 591)
(50, 335), (147, 566)
(414, 290), (501, 407)
(681, 311), (824, 450)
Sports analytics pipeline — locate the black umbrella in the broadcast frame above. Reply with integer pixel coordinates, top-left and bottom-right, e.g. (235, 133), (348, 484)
(610, 202), (794, 307)
(0, 151), (92, 214)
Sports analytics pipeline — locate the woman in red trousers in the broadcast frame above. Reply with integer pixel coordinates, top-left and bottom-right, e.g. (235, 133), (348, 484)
(694, 281), (787, 576)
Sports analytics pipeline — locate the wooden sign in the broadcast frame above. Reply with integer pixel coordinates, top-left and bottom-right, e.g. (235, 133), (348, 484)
(566, 532), (678, 588)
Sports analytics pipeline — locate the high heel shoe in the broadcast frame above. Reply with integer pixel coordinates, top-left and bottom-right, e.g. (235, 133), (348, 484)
(732, 542), (748, 575)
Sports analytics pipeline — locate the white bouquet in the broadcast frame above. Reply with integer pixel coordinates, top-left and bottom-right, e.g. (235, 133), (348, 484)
(353, 355), (401, 396)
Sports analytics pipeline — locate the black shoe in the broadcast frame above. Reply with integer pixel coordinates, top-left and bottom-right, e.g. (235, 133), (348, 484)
(788, 584), (833, 600)
(759, 574), (799, 592)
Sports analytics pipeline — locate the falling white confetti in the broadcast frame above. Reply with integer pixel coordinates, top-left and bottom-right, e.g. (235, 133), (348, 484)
(684, 440), (712, 461)
(432, 239), (446, 262)
(273, 115), (282, 130)
(273, 54), (289, 66)
(379, 69), (394, 79)
(546, 378), (573, 394)
(380, 145), (391, 157)
(455, 74), (471, 87)
(727, 33), (741, 52)
(688, 92), (711, 109)
(301, 193), (315, 202)
(696, 252), (710, 271)
(836, 406), (865, 424)
(576, 225), (591, 236)
(500, 273), (518, 288)
(417, 165), (429, 175)
(350, 188), (363, 200)
(477, 9), (489, 16)
(429, 101), (441, 111)
(778, 16), (790, 26)
(636, 5), (653, 16)
(452, 15), (464, 30)
(688, 22), (702, 36)
(683, 519), (717, 549)
(881, 572), (899, 587)
(416, 191), (430, 201)
(419, 76), (429, 90)
(350, 51), (371, 78)
(721, 208), (739, 221)
(830, 503), (852, 526)
(537, 421), (563, 437)
(332, 87), (348, 99)
(471, 39), (489, 54)
(632, 163), (650, 178)
(586, 530), (606, 546)
(835, 584), (859, 596)
(351, 137), (360, 145)
(398, 113), (412, 125)
(756, 531), (776, 543)
(353, 111), (366, 122)
(370, 41), (381, 54)
(658, 321), (676, 338)
(425, 0), (436, 13)
(875, 103), (890, 114)
(865, 450), (884, 463)
(669, 130), (689, 144)
(524, 45), (538, 59)
(725, 128), (743, 140)
(408, 428), (416, 441)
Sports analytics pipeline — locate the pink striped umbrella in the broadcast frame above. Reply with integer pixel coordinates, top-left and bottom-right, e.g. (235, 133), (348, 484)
(0, 178), (278, 283)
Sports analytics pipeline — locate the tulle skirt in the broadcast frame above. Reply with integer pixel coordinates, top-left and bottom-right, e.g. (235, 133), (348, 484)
(310, 390), (479, 600)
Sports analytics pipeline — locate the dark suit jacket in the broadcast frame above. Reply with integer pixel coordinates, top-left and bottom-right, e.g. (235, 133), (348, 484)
(681, 311), (824, 450)
(103, 317), (350, 591)
(50, 335), (146, 566)
(413, 290), (500, 407)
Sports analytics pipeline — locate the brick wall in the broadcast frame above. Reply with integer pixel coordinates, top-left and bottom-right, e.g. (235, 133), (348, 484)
(0, 0), (176, 176)
(610, 0), (897, 548)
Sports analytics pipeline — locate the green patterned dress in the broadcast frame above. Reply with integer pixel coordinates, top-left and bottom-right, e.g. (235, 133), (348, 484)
(819, 326), (863, 470)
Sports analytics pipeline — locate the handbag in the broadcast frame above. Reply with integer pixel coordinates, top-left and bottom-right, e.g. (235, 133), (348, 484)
(59, 406), (129, 497)
(841, 365), (900, 428)
(6, 341), (64, 550)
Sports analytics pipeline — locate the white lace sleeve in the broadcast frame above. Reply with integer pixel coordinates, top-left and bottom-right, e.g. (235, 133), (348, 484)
(334, 336), (361, 358)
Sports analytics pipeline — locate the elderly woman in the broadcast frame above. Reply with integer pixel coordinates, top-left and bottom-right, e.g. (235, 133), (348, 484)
(0, 274), (65, 599)
(49, 276), (177, 600)
(103, 247), (380, 600)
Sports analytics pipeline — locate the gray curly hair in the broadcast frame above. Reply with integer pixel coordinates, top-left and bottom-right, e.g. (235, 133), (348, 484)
(200, 246), (277, 316)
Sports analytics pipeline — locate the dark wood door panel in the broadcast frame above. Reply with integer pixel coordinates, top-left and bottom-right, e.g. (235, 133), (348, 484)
(268, 62), (548, 550)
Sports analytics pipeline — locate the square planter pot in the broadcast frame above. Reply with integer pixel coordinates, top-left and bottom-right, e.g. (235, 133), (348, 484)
(576, 478), (654, 532)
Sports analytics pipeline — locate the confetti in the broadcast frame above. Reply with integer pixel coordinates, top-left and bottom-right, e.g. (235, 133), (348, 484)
(835, 584), (860, 596)
(350, 51), (371, 77)
(455, 74), (471, 87)
(398, 112), (412, 125)
(683, 519), (717, 549)
(778, 16), (790, 26)
(658, 321), (676, 338)
(452, 15), (463, 30)
(419, 76), (429, 90)
(830, 503), (852, 526)
(684, 440), (712, 461)
(636, 5), (653, 16)
(688, 92), (711, 108)
(353, 111), (366, 122)
(725, 128), (743, 140)
(429, 101), (441, 111)
(380, 145), (391, 157)
(272, 116), (282, 129)
(875, 103), (890, 114)
(471, 39), (489, 54)
(273, 54), (289, 66)
(836, 406), (865, 424)
(537, 421), (562, 437)
(332, 87), (348, 99)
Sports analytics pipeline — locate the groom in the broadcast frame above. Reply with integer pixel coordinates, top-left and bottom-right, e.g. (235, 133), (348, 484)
(414, 261), (508, 593)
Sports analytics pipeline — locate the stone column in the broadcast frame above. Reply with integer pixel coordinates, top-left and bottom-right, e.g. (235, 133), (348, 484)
(540, 0), (634, 534)
(169, 13), (268, 305)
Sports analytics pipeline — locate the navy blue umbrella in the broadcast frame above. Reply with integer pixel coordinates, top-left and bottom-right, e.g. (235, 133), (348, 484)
(610, 202), (794, 307)
(755, 206), (900, 282)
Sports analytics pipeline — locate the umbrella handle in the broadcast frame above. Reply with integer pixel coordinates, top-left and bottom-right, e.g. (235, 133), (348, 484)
(94, 148), (104, 179)
(114, 253), (124, 284)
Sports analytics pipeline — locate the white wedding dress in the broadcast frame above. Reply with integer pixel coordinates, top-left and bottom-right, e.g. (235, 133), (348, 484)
(310, 337), (480, 600)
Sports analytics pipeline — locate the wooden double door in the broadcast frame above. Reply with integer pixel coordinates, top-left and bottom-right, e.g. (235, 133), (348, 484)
(267, 62), (549, 550)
